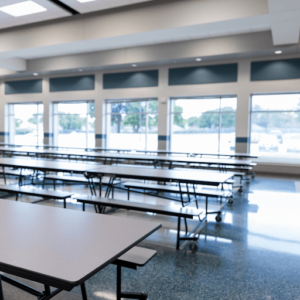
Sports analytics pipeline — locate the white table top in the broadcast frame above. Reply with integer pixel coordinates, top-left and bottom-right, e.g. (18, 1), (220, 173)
(0, 200), (161, 291)
(0, 143), (258, 159)
(0, 147), (253, 166)
(87, 165), (235, 185)
(0, 157), (96, 173)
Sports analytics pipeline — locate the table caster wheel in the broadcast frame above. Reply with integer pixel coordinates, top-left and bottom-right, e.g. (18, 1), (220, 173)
(189, 242), (198, 251)
(238, 188), (243, 193)
(215, 214), (222, 222)
(228, 197), (233, 204)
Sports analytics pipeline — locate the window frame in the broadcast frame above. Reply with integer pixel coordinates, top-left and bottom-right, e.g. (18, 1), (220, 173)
(7, 102), (43, 145)
(169, 95), (237, 153)
(249, 92), (300, 154)
(105, 98), (158, 150)
(52, 100), (95, 148)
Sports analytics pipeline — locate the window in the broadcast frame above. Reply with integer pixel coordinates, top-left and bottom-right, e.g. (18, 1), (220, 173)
(53, 101), (95, 148)
(106, 99), (158, 150)
(250, 94), (300, 158)
(8, 103), (43, 145)
(170, 97), (237, 153)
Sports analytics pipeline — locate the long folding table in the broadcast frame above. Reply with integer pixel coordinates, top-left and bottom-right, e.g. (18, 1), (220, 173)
(0, 147), (253, 170)
(85, 165), (235, 201)
(0, 199), (161, 300)
(0, 143), (257, 159)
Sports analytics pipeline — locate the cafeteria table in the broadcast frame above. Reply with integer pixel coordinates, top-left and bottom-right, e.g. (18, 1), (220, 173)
(0, 200), (161, 300)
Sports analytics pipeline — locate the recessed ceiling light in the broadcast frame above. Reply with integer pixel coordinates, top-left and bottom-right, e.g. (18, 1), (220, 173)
(78, 69), (83, 72)
(196, 58), (202, 61)
(77, 0), (96, 3)
(33, 73), (38, 76)
(0, 1), (47, 17)
(132, 64), (137, 67)
(275, 50), (282, 54)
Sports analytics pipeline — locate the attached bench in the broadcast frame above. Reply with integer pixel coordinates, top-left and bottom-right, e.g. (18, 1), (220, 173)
(0, 185), (73, 208)
(123, 181), (232, 219)
(43, 174), (121, 197)
(76, 195), (205, 250)
(0, 168), (35, 185)
(112, 246), (157, 300)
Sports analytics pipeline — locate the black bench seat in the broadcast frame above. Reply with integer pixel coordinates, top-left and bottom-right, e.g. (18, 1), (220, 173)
(76, 195), (205, 250)
(123, 181), (233, 212)
(112, 247), (157, 300)
(0, 185), (73, 208)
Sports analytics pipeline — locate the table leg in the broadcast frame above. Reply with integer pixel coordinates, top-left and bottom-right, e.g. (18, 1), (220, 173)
(0, 274), (4, 300)
(80, 283), (88, 300)
(116, 264), (121, 300)
(2, 167), (6, 185)
(176, 216), (181, 250)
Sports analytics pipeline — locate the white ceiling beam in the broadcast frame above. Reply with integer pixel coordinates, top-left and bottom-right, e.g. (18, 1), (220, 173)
(271, 21), (300, 46)
(0, 58), (26, 71)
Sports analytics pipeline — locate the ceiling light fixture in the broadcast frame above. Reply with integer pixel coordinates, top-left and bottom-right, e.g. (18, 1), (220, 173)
(79, 69), (83, 72)
(0, 1), (47, 17)
(275, 50), (282, 54)
(77, 0), (96, 3)
(196, 58), (202, 61)
(132, 64), (137, 67)
(33, 73), (38, 76)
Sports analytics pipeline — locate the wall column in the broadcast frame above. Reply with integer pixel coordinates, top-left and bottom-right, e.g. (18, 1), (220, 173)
(0, 81), (7, 143)
(95, 72), (105, 148)
(236, 60), (251, 153)
(157, 67), (170, 150)
(42, 78), (51, 146)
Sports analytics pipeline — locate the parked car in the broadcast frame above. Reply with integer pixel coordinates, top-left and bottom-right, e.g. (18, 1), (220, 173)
(286, 134), (300, 152)
(258, 134), (279, 152)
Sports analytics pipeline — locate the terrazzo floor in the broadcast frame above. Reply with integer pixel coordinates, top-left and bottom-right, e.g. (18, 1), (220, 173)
(1, 173), (300, 300)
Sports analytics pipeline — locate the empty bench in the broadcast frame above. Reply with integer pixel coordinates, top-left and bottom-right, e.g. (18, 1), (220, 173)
(43, 174), (121, 197)
(0, 185), (73, 208)
(123, 181), (232, 219)
(76, 195), (204, 250)
(113, 246), (157, 300)
(0, 168), (36, 186)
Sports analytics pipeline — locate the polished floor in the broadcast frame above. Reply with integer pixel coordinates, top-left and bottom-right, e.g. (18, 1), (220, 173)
(1, 174), (300, 300)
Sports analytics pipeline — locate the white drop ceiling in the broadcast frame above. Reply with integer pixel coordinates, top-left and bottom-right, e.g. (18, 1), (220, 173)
(0, 0), (300, 75)
(59, 0), (153, 14)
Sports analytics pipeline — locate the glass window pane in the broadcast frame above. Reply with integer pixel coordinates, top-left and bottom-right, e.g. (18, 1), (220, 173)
(221, 97), (237, 111)
(57, 114), (86, 148)
(252, 94), (300, 111)
(57, 102), (87, 115)
(88, 113), (95, 148)
(173, 98), (220, 114)
(106, 99), (158, 150)
(171, 112), (219, 153)
(10, 103), (43, 146)
(251, 109), (300, 158)
(148, 101), (158, 114)
(220, 113), (236, 153)
(53, 101), (95, 148)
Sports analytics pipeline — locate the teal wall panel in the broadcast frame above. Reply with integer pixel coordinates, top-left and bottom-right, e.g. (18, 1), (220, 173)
(50, 75), (95, 92)
(169, 64), (238, 85)
(103, 70), (158, 89)
(251, 58), (300, 81)
(5, 79), (42, 95)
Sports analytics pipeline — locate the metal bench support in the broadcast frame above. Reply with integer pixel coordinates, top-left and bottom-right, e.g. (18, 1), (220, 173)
(116, 264), (147, 300)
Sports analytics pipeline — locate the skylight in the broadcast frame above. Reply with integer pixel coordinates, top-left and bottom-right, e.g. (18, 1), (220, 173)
(0, 1), (47, 17)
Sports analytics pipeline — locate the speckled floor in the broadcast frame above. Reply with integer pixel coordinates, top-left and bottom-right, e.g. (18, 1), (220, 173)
(1, 173), (300, 300)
